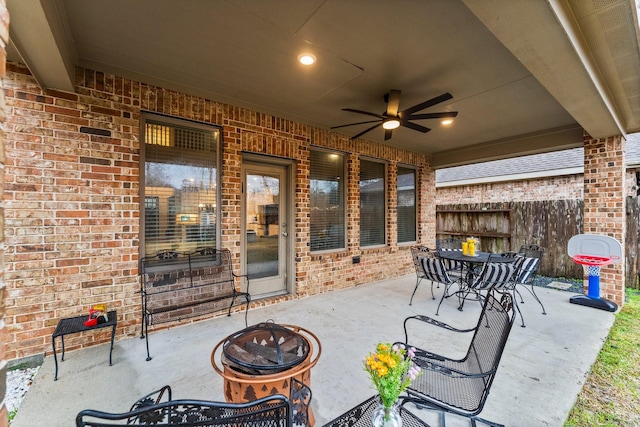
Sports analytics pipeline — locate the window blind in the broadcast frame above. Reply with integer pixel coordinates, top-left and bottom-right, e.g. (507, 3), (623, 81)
(397, 166), (417, 243)
(360, 159), (386, 246)
(310, 149), (345, 251)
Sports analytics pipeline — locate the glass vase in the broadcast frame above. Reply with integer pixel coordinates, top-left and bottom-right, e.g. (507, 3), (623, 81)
(371, 400), (402, 427)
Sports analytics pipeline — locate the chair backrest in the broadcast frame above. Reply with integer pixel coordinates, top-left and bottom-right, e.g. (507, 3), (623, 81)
(463, 292), (516, 402)
(437, 248), (463, 271)
(436, 237), (461, 250)
(420, 254), (453, 284)
(516, 255), (541, 284)
(410, 245), (431, 279)
(76, 395), (291, 427)
(472, 252), (523, 290)
(518, 244), (545, 260)
(128, 385), (172, 424)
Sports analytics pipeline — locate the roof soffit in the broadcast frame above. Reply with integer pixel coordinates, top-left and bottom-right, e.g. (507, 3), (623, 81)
(8, 0), (75, 91)
(463, 0), (628, 138)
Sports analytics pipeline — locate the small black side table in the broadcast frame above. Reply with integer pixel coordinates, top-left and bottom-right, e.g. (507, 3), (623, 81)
(51, 310), (117, 380)
(323, 395), (431, 427)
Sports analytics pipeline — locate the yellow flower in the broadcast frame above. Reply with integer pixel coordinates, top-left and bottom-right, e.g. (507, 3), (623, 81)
(377, 365), (388, 377)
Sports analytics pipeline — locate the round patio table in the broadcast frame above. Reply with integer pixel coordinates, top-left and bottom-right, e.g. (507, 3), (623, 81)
(437, 250), (512, 310)
(438, 250), (491, 264)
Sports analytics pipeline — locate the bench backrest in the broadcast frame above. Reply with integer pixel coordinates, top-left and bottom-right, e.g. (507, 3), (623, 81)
(140, 248), (235, 295)
(76, 395), (291, 427)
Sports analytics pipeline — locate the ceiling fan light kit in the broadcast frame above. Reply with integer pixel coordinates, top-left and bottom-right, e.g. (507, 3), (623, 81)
(331, 89), (458, 140)
(382, 119), (400, 130)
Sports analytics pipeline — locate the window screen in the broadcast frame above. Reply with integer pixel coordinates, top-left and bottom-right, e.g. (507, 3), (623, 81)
(142, 116), (220, 256)
(310, 149), (345, 251)
(397, 166), (417, 243)
(360, 159), (386, 246)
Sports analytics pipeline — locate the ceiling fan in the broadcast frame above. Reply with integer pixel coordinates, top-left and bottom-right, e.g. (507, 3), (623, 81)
(331, 90), (458, 140)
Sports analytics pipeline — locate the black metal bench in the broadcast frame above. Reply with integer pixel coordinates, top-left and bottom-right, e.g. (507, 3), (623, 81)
(140, 247), (250, 360)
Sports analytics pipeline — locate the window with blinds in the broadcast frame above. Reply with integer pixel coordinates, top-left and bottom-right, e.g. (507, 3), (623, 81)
(397, 166), (417, 243)
(142, 115), (220, 256)
(310, 149), (345, 252)
(360, 159), (386, 246)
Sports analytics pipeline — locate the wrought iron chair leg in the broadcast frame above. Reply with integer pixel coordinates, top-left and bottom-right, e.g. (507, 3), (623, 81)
(435, 279), (462, 315)
(457, 285), (476, 311)
(435, 291), (446, 315)
(510, 289), (526, 327)
(524, 284), (547, 314)
(469, 414), (505, 427)
(409, 278), (421, 305)
(408, 399), (505, 427)
(435, 284), (451, 315)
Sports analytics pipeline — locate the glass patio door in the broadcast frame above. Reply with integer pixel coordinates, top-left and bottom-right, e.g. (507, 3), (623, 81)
(243, 163), (288, 297)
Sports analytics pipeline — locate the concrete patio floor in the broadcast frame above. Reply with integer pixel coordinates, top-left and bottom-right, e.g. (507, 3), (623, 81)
(11, 275), (615, 427)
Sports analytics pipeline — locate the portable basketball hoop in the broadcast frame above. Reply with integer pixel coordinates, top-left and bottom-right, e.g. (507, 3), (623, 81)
(567, 234), (621, 312)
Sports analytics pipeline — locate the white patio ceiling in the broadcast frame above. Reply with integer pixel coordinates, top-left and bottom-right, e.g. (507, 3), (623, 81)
(7, 0), (640, 168)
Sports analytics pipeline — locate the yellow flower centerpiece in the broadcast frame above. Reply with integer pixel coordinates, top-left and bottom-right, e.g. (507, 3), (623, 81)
(364, 342), (422, 425)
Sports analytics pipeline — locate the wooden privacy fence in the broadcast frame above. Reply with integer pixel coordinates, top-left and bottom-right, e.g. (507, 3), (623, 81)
(436, 198), (640, 289)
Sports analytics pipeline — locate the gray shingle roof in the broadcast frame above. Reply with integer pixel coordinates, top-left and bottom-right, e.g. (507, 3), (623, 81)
(436, 133), (640, 184)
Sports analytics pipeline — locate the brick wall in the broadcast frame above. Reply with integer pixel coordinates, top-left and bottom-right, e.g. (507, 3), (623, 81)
(2, 64), (434, 362)
(583, 135), (625, 305)
(436, 174), (584, 204)
(436, 170), (638, 205)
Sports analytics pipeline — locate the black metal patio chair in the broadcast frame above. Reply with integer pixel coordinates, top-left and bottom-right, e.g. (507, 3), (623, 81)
(410, 245), (436, 304)
(435, 238), (465, 279)
(514, 244), (547, 326)
(436, 248), (467, 283)
(417, 253), (460, 316)
(398, 291), (516, 427)
(458, 252), (522, 313)
(76, 394), (292, 427)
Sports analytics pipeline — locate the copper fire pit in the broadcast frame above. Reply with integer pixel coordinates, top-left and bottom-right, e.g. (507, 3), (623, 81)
(211, 322), (321, 424)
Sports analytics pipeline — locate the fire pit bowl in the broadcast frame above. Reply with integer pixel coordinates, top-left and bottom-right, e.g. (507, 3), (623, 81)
(221, 322), (310, 375)
(211, 322), (321, 405)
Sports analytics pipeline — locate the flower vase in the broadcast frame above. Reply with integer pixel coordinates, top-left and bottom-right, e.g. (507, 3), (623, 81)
(371, 400), (402, 427)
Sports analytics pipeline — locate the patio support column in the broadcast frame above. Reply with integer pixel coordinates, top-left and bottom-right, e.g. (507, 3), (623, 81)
(0, 1), (9, 426)
(419, 161), (436, 247)
(583, 133), (626, 306)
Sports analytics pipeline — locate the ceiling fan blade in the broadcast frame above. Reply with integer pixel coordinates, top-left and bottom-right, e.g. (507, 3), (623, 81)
(342, 108), (385, 119)
(401, 92), (453, 116)
(401, 121), (431, 133)
(406, 111), (458, 120)
(386, 89), (401, 117)
(384, 128), (394, 141)
(330, 119), (382, 130)
(351, 123), (383, 140)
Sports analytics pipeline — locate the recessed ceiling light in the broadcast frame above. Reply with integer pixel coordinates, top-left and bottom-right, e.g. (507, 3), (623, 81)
(441, 119), (454, 125)
(298, 53), (316, 65)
